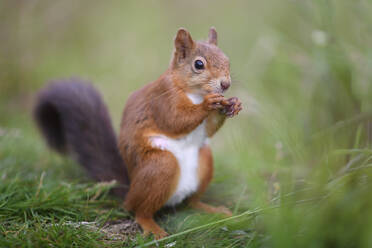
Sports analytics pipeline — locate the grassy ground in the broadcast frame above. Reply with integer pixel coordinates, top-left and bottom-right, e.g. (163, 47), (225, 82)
(1, 0), (372, 247)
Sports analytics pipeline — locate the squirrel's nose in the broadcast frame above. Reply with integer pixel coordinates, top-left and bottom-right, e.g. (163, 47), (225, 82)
(220, 81), (230, 91)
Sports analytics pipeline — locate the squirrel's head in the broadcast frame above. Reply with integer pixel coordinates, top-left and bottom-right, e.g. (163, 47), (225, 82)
(170, 27), (231, 95)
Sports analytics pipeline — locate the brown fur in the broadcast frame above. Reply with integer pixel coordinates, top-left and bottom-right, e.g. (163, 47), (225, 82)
(118, 27), (241, 238)
(206, 111), (227, 137)
(195, 145), (214, 200)
(189, 145), (232, 216)
(34, 28), (242, 240)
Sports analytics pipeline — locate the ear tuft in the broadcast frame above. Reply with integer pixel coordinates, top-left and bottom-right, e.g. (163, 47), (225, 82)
(174, 28), (194, 60)
(208, 27), (218, 45)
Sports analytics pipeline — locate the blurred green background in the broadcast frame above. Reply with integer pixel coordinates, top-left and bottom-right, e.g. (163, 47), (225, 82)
(1, 0), (372, 247)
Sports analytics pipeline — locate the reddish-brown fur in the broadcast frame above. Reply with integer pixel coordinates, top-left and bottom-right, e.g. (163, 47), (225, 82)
(34, 27), (242, 240)
(118, 27), (242, 239)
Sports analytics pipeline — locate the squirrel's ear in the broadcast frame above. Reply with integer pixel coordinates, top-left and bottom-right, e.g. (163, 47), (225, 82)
(208, 27), (218, 45)
(174, 28), (195, 60)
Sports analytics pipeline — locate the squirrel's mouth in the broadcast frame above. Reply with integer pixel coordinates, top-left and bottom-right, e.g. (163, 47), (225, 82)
(219, 86), (229, 94)
(205, 82), (229, 95)
(209, 87), (226, 95)
(209, 82), (230, 94)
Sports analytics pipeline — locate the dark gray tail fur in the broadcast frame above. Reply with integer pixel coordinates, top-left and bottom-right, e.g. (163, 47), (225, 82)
(34, 79), (129, 198)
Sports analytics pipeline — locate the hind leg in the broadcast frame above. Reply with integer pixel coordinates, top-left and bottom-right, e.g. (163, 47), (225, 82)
(188, 145), (232, 216)
(124, 150), (179, 239)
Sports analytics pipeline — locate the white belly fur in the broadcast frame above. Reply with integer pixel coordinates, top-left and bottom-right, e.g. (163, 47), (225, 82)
(150, 120), (208, 206)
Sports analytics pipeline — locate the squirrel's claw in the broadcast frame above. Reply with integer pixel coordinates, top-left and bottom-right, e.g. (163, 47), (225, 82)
(221, 97), (242, 118)
(203, 93), (225, 111)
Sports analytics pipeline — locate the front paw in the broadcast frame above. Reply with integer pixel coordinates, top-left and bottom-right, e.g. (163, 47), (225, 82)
(220, 97), (242, 118)
(203, 93), (225, 111)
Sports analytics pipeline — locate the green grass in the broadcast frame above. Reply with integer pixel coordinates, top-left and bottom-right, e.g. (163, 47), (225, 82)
(1, 0), (372, 247)
(0, 124), (132, 247)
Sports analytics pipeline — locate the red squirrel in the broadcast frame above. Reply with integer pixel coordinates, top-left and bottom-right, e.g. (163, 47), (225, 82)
(34, 27), (242, 239)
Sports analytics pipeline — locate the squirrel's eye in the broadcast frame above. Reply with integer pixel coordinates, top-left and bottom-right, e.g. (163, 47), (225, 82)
(194, 60), (205, 70)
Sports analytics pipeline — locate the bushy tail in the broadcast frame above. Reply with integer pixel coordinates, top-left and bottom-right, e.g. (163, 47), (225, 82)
(34, 79), (129, 198)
